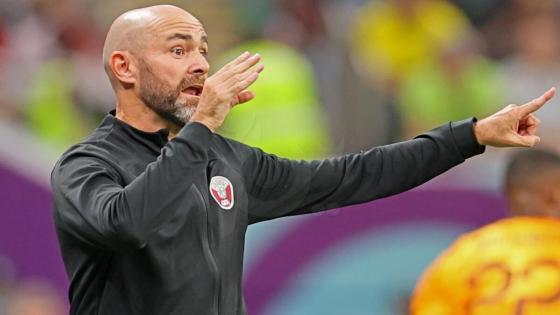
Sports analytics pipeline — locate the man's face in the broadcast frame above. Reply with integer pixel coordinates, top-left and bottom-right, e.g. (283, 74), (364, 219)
(136, 13), (209, 126)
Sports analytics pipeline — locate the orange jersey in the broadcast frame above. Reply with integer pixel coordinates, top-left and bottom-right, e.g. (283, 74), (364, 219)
(412, 217), (560, 315)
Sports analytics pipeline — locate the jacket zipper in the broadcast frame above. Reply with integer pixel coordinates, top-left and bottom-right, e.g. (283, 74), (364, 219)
(194, 186), (221, 315)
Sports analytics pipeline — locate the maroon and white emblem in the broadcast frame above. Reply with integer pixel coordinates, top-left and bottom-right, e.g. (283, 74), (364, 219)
(209, 176), (234, 210)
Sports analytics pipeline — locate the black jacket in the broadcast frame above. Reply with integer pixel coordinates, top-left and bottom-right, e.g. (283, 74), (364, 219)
(50, 112), (484, 314)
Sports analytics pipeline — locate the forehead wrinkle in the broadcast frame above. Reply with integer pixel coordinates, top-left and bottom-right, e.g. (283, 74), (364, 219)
(148, 23), (207, 48)
(149, 19), (206, 38)
(120, 7), (204, 50)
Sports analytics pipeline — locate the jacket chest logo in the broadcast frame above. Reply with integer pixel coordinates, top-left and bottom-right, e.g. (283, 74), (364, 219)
(209, 176), (234, 210)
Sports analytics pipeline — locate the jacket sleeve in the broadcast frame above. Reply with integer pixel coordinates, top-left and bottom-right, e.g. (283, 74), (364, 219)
(243, 118), (485, 224)
(51, 122), (212, 250)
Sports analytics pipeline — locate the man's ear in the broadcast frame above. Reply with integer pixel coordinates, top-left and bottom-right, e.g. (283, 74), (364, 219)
(110, 51), (137, 86)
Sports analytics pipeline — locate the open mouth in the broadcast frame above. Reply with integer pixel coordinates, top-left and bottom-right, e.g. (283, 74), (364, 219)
(183, 85), (203, 97)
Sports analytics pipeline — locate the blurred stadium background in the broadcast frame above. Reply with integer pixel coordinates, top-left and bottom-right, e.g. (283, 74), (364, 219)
(1, 0), (559, 314)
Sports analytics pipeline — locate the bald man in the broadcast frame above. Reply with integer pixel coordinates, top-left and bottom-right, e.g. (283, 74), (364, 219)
(50, 5), (556, 315)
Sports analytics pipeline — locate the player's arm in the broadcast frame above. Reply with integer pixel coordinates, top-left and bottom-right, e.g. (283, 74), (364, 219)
(244, 88), (556, 223)
(243, 118), (482, 223)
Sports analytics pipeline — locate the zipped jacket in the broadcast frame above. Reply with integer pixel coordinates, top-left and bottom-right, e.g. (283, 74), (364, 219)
(50, 112), (485, 315)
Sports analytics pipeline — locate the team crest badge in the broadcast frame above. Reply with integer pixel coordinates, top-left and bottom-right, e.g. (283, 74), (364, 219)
(209, 176), (234, 210)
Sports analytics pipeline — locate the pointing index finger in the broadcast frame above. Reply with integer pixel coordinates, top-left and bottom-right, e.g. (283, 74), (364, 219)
(518, 87), (556, 116)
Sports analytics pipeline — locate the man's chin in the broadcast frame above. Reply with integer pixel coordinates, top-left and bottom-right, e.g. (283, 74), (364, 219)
(175, 105), (197, 124)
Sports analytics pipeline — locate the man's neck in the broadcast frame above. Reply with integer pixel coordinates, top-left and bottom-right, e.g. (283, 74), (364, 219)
(115, 99), (182, 140)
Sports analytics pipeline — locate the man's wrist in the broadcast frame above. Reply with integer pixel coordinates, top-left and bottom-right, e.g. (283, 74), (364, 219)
(449, 117), (486, 158)
(472, 119), (485, 146)
(190, 113), (216, 133)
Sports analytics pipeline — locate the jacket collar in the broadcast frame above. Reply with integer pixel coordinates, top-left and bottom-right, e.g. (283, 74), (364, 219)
(102, 110), (170, 149)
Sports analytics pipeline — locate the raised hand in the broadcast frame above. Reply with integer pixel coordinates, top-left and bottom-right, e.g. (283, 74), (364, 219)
(473, 88), (556, 147)
(191, 52), (264, 132)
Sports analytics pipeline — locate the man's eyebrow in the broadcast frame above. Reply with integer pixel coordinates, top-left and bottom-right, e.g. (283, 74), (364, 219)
(166, 33), (209, 44)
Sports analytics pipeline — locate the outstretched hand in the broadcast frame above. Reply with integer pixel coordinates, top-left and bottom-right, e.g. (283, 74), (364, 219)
(473, 88), (556, 147)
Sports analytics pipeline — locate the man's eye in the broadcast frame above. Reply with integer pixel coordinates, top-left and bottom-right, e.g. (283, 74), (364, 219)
(172, 47), (185, 55)
(200, 50), (208, 58)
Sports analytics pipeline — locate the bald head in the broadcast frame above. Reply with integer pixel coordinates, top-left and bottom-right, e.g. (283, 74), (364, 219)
(102, 5), (202, 87)
(103, 4), (210, 129)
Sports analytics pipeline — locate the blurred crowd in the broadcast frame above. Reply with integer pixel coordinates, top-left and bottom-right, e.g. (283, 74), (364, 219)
(1, 0), (560, 154)
(2, 0), (560, 313)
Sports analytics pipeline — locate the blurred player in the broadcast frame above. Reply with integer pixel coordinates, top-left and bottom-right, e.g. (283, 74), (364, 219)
(412, 149), (560, 315)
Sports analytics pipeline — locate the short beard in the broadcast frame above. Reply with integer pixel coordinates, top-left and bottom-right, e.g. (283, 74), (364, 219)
(137, 59), (197, 128)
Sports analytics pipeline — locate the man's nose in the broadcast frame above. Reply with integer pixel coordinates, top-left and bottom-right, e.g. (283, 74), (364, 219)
(188, 55), (209, 76)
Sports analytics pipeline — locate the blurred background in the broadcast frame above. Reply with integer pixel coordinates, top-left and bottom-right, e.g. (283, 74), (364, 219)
(1, 0), (559, 314)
